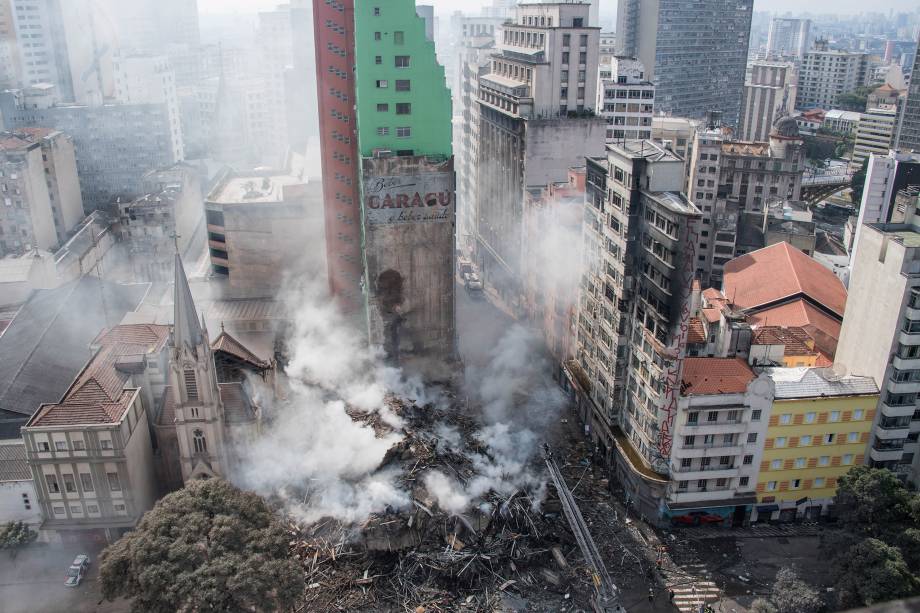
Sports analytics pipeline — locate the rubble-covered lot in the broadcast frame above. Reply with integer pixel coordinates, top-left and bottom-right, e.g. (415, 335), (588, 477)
(284, 397), (667, 612)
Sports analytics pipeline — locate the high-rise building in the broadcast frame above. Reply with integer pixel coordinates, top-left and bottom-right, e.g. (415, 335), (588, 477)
(797, 42), (869, 110)
(896, 32), (920, 153)
(836, 194), (920, 485)
(850, 106), (899, 173)
(474, 2), (606, 305)
(353, 0), (456, 363)
(740, 62), (797, 143)
(312, 0), (363, 314)
(597, 56), (654, 143)
(651, 116), (700, 191)
(615, 0), (753, 126)
(567, 140), (702, 518)
(288, 0), (319, 151)
(766, 18), (811, 61)
(0, 128), (83, 256)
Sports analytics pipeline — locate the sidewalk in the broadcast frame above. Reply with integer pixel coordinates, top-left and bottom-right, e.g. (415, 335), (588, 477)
(678, 522), (827, 540)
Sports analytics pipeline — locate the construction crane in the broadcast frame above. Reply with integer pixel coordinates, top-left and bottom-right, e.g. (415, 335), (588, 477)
(543, 444), (627, 613)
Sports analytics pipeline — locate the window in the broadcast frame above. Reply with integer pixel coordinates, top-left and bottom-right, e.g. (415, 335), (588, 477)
(697, 479), (707, 489)
(681, 458), (692, 468)
(376, 127), (390, 136)
(848, 432), (859, 443)
(825, 433), (835, 444)
(374, 31), (381, 41)
(701, 457), (712, 467)
(854, 409), (864, 420)
(727, 410), (739, 422)
(54, 441), (67, 451)
(184, 369), (198, 401)
(373, 6), (380, 15)
(780, 414), (792, 425)
(114, 504), (126, 513)
(792, 479), (802, 489)
(814, 477), (825, 488)
(375, 80), (388, 88)
(830, 411), (841, 422)
(678, 480), (688, 490)
(193, 429), (207, 454)
(395, 55), (410, 68)
(751, 409), (762, 421)
(770, 459), (782, 470)
(394, 31), (404, 44)
(805, 412), (816, 424)
(794, 458), (806, 469)
(723, 434), (733, 444)
(843, 454), (854, 465)
(716, 478), (727, 487)
(375, 56), (382, 65)
(63, 473), (76, 493)
(776, 437), (787, 448)
(37, 441), (50, 452)
(72, 439), (85, 451)
(819, 456), (830, 466)
(107, 472), (121, 492)
(562, 34), (570, 47)
(739, 476), (750, 487)
(53, 506), (65, 515)
(87, 504), (99, 514)
(70, 504), (82, 514)
(703, 434), (715, 444)
(45, 474), (59, 493)
(562, 52), (569, 64)
(747, 433), (757, 443)
(684, 435), (695, 446)
(101, 439), (112, 450)
(687, 411), (699, 424)
(800, 435), (812, 446)
(395, 79), (410, 91)
(395, 103), (411, 115)
(396, 127), (411, 138)
(579, 34), (588, 47)
(579, 52), (586, 64)
(80, 473), (93, 492)
(718, 456), (730, 466)
(377, 103), (388, 112)
(743, 455), (753, 465)
(707, 411), (718, 422)
(767, 481), (777, 491)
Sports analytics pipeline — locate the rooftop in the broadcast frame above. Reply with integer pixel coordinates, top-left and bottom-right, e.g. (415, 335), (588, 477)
(644, 191), (701, 216)
(722, 242), (847, 318)
(609, 139), (682, 163)
(0, 128), (58, 151)
(752, 326), (816, 356)
(762, 367), (878, 399)
(868, 223), (920, 248)
(747, 298), (841, 358)
(0, 440), (29, 481)
(207, 173), (304, 205)
(721, 142), (770, 156)
(681, 358), (756, 396)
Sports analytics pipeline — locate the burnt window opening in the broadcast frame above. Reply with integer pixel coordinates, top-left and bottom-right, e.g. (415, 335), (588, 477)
(376, 269), (404, 313)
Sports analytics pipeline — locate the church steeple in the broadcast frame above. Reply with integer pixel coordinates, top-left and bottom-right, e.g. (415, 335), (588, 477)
(173, 253), (203, 352)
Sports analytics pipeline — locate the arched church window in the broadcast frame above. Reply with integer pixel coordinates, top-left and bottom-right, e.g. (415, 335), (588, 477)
(193, 429), (207, 454)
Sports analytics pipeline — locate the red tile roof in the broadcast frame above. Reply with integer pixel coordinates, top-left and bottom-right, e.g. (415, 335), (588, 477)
(687, 318), (706, 345)
(751, 326), (816, 356)
(701, 307), (721, 324)
(681, 358), (756, 396)
(722, 242), (846, 318)
(747, 299), (841, 357)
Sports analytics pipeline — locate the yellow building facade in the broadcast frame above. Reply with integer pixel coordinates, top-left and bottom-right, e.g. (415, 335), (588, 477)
(755, 368), (879, 522)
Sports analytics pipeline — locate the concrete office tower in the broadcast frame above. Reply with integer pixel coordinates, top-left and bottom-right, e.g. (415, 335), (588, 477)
(568, 140), (702, 519)
(849, 151), (920, 264)
(836, 195), (920, 485)
(797, 42), (869, 110)
(896, 32), (920, 153)
(615, 0), (753, 127)
(0, 129), (83, 256)
(313, 0), (363, 315)
(353, 0), (455, 364)
(288, 0), (319, 151)
(474, 2), (605, 306)
(597, 56), (654, 143)
(850, 106), (900, 173)
(740, 62), (797, 143)
(766, 18), (811, 61)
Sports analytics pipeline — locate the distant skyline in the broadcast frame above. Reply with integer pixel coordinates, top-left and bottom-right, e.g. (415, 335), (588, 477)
(198, 0), (918, 16)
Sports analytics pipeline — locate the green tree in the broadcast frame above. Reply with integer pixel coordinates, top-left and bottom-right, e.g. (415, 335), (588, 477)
(835, 465), (911, 529)
(99, 479), (302, 613)
(849, 159), (869, 206)
(835, 538), (920, 608)
(771, 566), (824, 613)
(0, 521), (37, 557)
(749, 598), (778, 613)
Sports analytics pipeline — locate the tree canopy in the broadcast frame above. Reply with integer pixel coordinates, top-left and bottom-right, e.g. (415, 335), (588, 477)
(835, 538), (919, 608)
(99, 479), (303, 613)
(771, 567), (824, 613)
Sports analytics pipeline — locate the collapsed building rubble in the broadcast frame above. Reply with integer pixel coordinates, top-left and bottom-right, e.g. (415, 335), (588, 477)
(284, 394), (651, 612)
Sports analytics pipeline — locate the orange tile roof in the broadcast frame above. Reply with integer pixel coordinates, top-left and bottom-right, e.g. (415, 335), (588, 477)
(681, 357), (755, 396)
(747, 299), (842, 357)
(701, 307), (721, 324)
(722, 242), (846, 318)
(687, 318), (706, 344)
(751, 326), (816, 356)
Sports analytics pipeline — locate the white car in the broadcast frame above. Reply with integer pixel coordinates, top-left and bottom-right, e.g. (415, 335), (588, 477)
(64, 554), (90, 588)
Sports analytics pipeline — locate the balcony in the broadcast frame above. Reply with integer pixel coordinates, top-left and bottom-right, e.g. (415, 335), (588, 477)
(887, 378), (920, 395)
(880, 401), (916, 418)
(677, 419), (747, 436)
(673, 443), (743, 458)
(671, 464), (737, 481)
(900, 330), (920, 347)
(870, 445), (905, 463)
(894, 354), (920, 371)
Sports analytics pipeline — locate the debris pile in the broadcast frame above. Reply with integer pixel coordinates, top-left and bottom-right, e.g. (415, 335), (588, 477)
(286, 395), (605, 611)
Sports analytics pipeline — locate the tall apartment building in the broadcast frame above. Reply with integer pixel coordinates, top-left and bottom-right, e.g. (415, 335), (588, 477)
(312, 0), (363, 315)
(896, 32), (920, 153)
(474, 2), (605, 307)
(0, 128), (83, 256)
(597, 56), (654, 143)
(615, 0), (753, 126)
(651, 116), (699, 191)
(766, 18), (811, 61)
(688, 115), (805, 286)
(797, 42), (869, 110)
(0, 86), (183, 210)
(352, 0), (456, 363)
(568, 140), (702, 519)
(740, 62), (797, 143)
(850, 105), (899, 172)
(836, 196), (920, 485)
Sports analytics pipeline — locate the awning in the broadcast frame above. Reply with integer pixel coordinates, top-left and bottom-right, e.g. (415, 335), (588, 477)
(667, 496), (756, 511)
(756, 504), (779, 514)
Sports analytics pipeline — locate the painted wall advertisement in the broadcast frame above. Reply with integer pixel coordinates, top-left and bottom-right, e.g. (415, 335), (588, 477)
(363, 172), (454, 226)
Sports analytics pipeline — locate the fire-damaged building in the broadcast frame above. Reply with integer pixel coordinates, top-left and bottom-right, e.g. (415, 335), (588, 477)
(352, 1), (456, 364)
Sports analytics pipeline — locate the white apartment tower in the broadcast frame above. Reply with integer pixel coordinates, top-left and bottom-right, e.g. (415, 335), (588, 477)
(797, 41), (869, 110)
(850, 106), (899, 173)
(597, 56), (654, 143)
(766, 18), (811, 61)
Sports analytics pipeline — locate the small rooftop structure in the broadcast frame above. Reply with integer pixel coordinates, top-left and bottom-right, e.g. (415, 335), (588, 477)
(762, 366), (878, 399)
(681, 357), (756, 396)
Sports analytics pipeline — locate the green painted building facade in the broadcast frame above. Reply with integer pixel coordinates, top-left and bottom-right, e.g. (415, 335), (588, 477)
(353, 0), (452, 158)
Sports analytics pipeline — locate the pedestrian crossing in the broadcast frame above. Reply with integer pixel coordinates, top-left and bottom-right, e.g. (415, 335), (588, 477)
(668, 564), (721, 613)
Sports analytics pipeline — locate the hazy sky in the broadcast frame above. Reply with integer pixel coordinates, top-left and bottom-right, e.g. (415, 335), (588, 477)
(198, 0), (917, 16)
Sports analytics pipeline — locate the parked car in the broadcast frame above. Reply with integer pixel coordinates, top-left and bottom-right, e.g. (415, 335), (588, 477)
(64, 554), (91, 587)
(671, 511), (724, 526)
